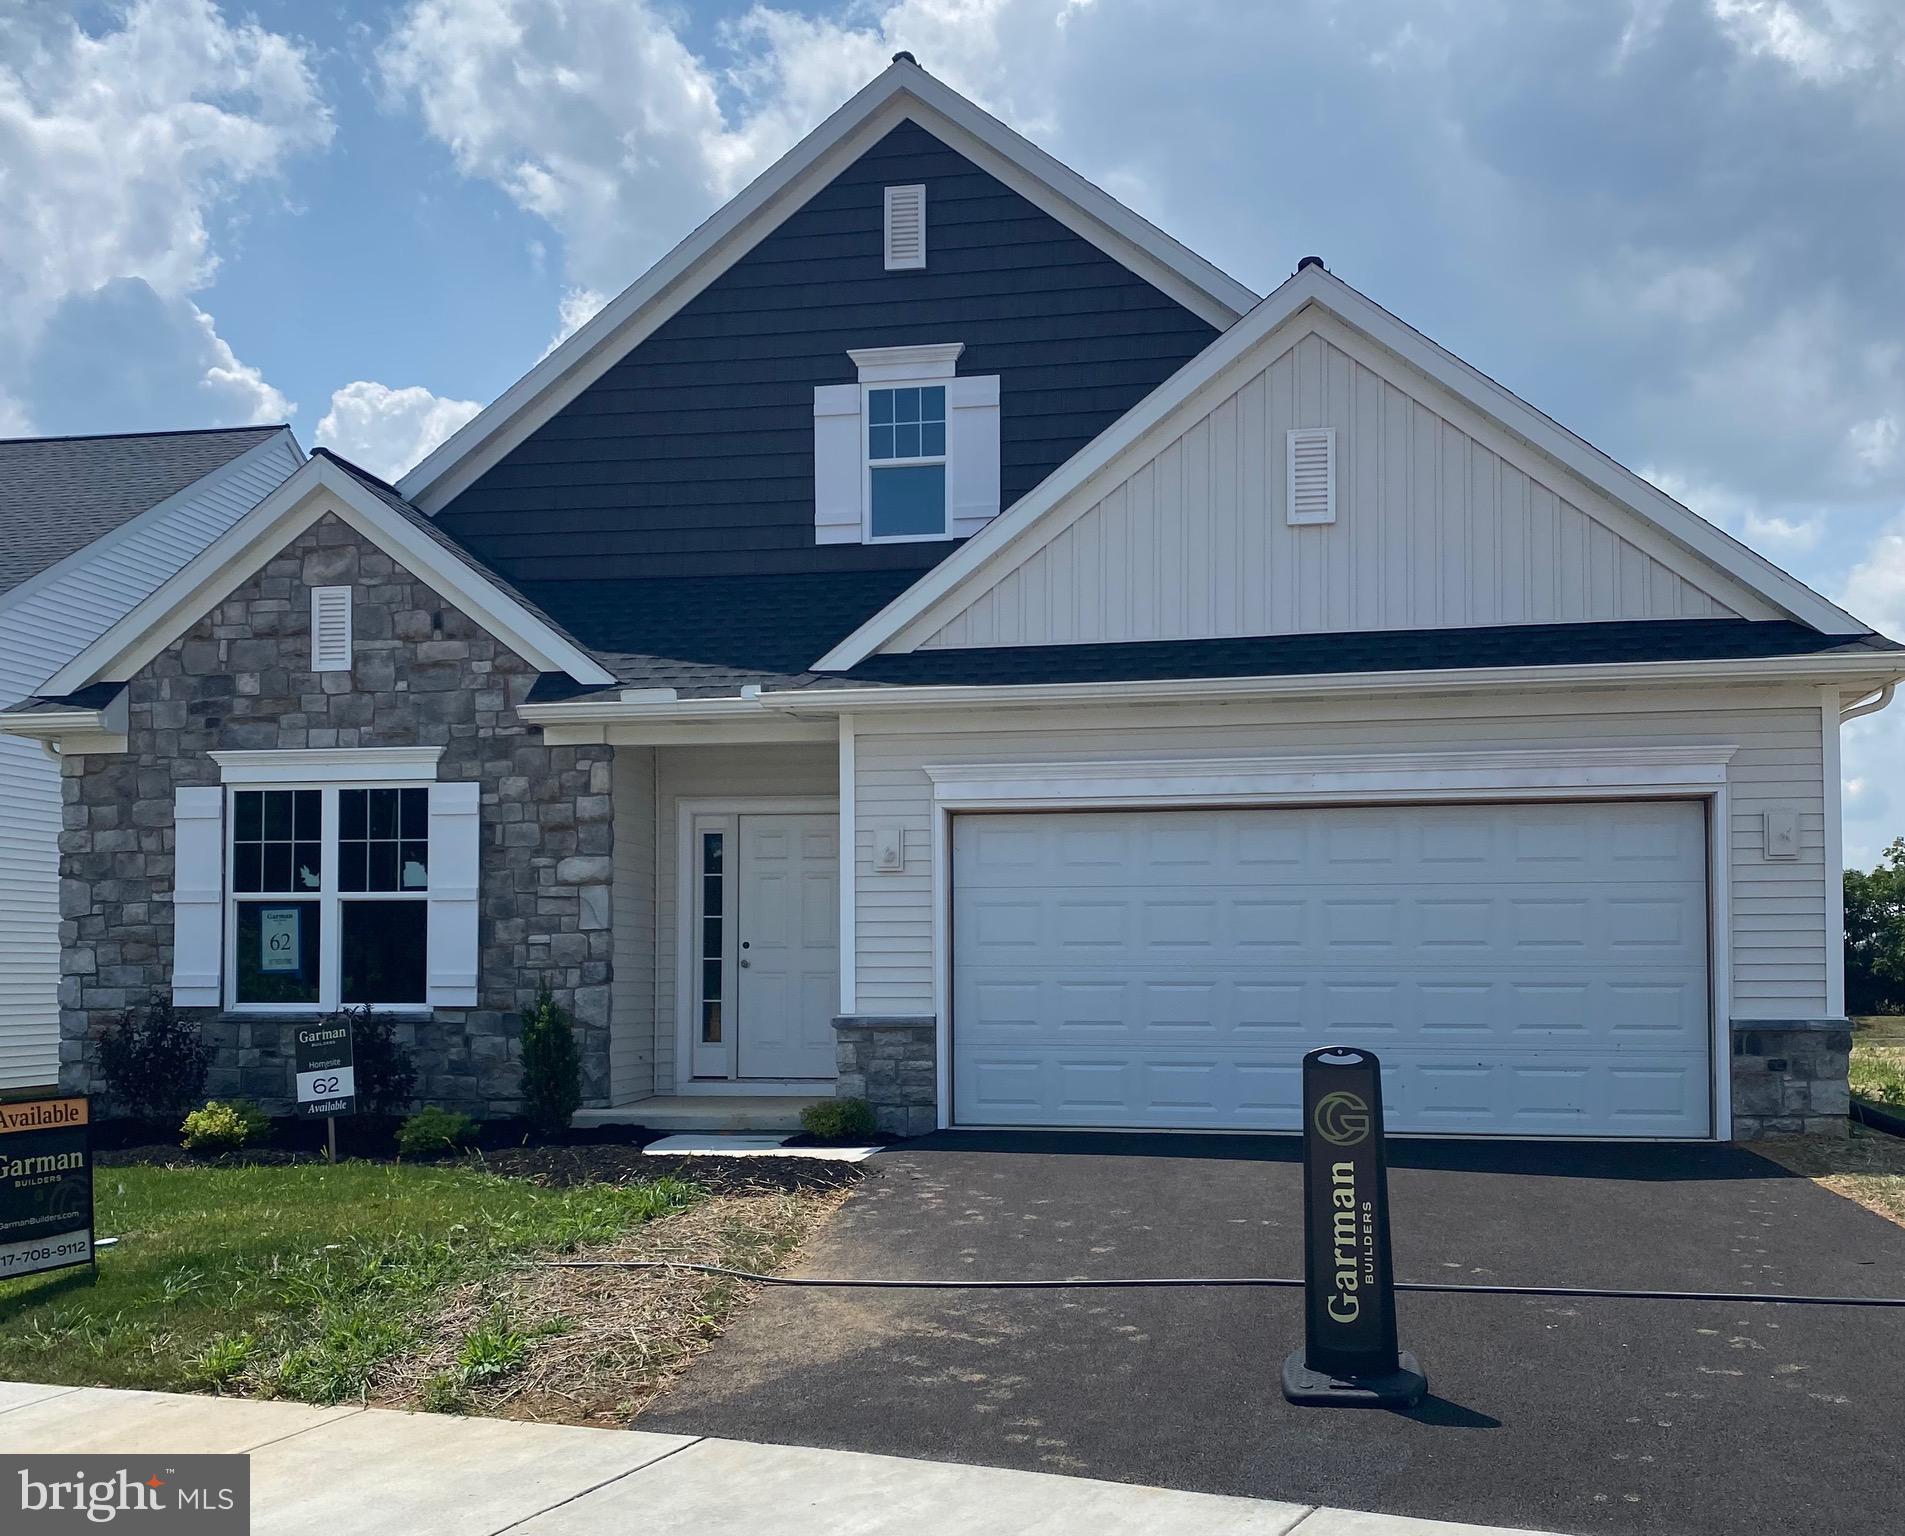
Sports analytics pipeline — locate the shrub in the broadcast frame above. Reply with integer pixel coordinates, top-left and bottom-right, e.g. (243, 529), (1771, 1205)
(396, 1106), (477, 1157)
(97, 994), (213, 1121)
(329, 1005), (417, 1115)
(519, 985), (581, 1135)
(800, 1097), (878, 1141)
(180, 1099), (269, 1151)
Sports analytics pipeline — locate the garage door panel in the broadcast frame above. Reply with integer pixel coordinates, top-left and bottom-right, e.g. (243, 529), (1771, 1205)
(953, 803), (1712, 1137)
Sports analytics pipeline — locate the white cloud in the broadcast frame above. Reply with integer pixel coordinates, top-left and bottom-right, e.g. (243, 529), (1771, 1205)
(0, 0), (330, 431)
(1708, 0), (1874, 82)
(315, 381), (484, 483)
(1640, 466), (1826, 555)
(378, 0), (1078, 297)
(541, 285), (608, 358)
(1842, 511), (1905, 637)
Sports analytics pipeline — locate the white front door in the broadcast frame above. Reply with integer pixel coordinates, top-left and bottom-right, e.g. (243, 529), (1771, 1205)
(733, 814), (839, 1080)
(952, 801), (1712, 1136)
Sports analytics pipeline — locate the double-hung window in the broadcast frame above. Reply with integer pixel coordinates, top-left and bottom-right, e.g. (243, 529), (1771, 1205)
(865, 384), (948, 540)
(227, 782), (431, 1011)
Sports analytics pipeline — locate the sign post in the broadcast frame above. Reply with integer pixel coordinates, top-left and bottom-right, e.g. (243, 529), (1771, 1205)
(1281, 1046), (1427, 1408)
(294, 1018), (356, 1162)
(0, 1096), (94, 1281)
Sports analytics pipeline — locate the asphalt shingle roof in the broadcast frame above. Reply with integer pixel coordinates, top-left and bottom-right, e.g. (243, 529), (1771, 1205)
(0, 426), (283, 597)
(833, 619), (1901, 690)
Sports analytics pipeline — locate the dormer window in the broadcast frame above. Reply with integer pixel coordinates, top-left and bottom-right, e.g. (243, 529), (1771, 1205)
(813, 343), (1000, 546)
(867, 385), (947, 539)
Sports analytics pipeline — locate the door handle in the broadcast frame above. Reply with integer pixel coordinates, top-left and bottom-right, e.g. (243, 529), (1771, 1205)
(740, 959), (751, 968)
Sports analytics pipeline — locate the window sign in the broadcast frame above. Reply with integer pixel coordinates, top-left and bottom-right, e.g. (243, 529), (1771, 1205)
(259, 907), (301, 972)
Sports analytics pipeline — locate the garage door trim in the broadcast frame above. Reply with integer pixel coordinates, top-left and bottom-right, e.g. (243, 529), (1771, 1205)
(922, 746), (1738, 1139)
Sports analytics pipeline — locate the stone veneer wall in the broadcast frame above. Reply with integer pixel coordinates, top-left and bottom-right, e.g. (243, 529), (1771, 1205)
(832, 1015), (936, 1135)
(1729, 1021), (1851, 1139)
(58, 513), (613, 1116)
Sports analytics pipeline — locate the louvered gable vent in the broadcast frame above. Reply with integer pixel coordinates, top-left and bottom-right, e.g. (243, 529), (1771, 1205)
(311, 585), (353, 671)
(1286, 427), (1336, 525)
(884, 183), (926, 270)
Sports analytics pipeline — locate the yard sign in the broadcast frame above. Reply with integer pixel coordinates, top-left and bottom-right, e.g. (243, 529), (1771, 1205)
(294, 1018), (356, 1118)
(0, 1095), (94, 1280)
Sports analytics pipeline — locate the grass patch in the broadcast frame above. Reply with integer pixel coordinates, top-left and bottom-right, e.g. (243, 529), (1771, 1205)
(1758, 1126), (1905, 1230)
(1851, 1040), (1905, 1109)
(376, 1182), (852, 1425)
(0, 1161), (697, 1403)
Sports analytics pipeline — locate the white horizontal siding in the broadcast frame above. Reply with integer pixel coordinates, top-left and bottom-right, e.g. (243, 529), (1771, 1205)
(0, 430), (300, 1090)
(908, 323), (1749, 651)
(609, 746), (657, 1103)
(851, 686), (1828, 1022)
(653, 743), (836, 1093)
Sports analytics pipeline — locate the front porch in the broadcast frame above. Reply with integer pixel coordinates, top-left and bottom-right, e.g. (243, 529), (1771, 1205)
(600, 735), (851, 1115)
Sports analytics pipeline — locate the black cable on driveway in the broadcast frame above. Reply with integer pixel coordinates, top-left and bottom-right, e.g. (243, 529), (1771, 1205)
(531, 1258), (1905, 1308)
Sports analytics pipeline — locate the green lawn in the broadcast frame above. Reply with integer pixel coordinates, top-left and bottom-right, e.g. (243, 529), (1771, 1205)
(0, 1161), (696, 1403)
(1851, 1017), (1905, 1109)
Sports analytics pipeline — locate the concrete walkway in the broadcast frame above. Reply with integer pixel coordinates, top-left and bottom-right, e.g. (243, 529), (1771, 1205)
(0, 1382), (1567, 1536)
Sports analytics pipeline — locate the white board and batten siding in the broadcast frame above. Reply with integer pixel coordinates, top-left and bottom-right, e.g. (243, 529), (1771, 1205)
(0, 431), (302, 1089)
(850, 687), (1832, 1067)
(898, 322), (1771, 653)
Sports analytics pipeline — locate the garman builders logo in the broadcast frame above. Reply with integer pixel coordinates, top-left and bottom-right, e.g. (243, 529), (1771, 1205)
(2, 1456), (247, 1534)
(1312, 1090), (1371, 1147)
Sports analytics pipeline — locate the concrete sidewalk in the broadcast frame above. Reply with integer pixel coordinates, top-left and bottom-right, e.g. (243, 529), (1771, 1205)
(0, 1382), (1567, 1536)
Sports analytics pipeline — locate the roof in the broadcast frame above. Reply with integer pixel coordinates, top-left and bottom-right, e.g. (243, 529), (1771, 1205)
(0, 425), (285, 596)
(816, 263), (1874, 670)
(834, 619), (1904, 691)
(518, 569), (939, 700)
(398, 56), (1257, 511)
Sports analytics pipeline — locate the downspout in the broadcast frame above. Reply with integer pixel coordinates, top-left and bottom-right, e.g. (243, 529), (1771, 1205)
(1840, 681), (1896, 722)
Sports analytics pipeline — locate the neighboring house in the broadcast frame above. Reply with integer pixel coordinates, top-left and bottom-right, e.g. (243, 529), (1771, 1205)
(8, 58), (1902, 1141)
(0, 426), (304, 1090)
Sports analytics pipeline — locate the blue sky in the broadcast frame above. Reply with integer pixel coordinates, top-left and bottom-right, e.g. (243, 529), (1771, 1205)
(5, 0), (1905, 859)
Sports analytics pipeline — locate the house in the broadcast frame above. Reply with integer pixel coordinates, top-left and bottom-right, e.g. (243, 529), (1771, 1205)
(0, 426), (304, 1090)
(7, 57), (1900, 1141)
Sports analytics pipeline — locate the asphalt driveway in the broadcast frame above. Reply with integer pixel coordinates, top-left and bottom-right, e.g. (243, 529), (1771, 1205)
(642, 1132), (1905, 1536)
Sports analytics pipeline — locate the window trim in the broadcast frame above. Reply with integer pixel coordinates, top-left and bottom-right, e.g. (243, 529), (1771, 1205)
(861, 379), (950, 543)
(214, 749), (442, 1015)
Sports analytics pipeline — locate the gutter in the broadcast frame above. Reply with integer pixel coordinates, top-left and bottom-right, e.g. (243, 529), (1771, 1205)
(0, 692), (129, 754)
(1841, 681), (1897, 722)
(514, 650), (1905, 728)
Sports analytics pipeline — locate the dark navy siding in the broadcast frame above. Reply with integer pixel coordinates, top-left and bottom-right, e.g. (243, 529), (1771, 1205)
(437, 120), (1223, 582)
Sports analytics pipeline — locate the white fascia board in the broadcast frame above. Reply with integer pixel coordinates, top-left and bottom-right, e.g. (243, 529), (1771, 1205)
(768, 651), (1905, 717)
(815, 265), (1875, 670)
(511, 648), (1905, 731)
(398, 60), (1257, 512)
(41, 458), (615, 695)
(0, 428), (303, 623)
(0, 690), (128, 753)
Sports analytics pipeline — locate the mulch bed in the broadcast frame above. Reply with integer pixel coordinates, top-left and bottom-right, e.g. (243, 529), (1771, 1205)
(475, 1144), (869, 1196)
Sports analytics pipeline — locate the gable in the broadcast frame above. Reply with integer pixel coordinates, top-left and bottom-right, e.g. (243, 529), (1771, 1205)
(38, 456), (613, 699)
(431, 118), (1223, 585)
(896, 314), (1758, 652)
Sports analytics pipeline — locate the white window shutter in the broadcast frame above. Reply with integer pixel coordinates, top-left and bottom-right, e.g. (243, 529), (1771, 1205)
(948, 374), (1001, 538)
(426, 780), (481, 1007)
(172, 787), (224, 1008)
(311, 586), (353, 671)
(1286, 428), (1336, 525)
(813, 384), (864, 545)
(883, 184), (926, 270)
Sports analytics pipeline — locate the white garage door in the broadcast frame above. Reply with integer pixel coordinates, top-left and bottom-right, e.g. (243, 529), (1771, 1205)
(952, 801), (1712, 1137)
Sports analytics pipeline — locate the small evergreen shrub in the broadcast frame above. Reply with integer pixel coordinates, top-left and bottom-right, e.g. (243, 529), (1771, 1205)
(98, 994), (213, 1121)
(800, 1097), (878, 1141)
(181, 1099), (269, 1151)
(329, 1005), (417, 1115)
(519, 985), (582, 1136)
(396, 1106), (477, 1157)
